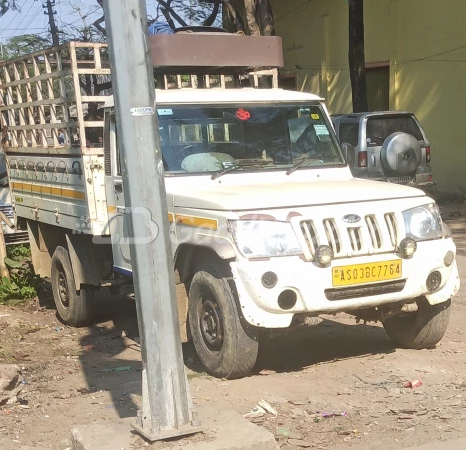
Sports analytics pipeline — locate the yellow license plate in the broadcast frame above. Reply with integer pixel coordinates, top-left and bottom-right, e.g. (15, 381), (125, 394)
(332, 260), (402, 287)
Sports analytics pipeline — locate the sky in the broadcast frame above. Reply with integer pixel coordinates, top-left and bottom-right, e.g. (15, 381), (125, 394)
(0, 0), (162, 43)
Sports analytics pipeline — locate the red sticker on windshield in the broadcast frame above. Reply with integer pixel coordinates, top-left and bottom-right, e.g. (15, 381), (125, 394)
(236, 108), (251, 121)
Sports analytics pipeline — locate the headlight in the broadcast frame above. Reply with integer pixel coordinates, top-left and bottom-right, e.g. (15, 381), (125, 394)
(403, 204), (443, 241)
(228, 220), (303, 258)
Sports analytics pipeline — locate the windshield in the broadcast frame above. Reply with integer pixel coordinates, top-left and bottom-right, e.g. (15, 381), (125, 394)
(157, 103), (345, 175)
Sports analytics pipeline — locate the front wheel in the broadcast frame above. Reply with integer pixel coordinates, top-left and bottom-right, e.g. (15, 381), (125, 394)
(188, 264), (259, 379)
(383, 298), (451, 349)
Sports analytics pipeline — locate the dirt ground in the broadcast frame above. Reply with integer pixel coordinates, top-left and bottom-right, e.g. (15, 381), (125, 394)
(1, 204), (466, 450)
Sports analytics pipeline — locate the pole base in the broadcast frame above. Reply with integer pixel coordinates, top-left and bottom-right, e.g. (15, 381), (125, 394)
(131, 419), (203, 443)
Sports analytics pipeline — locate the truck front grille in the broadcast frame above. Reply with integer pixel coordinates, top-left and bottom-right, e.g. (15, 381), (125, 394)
(299, 213), (399, 260)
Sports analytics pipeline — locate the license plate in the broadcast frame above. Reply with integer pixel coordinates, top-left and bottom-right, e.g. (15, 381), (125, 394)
(387, 176), (412, 183)
(332, 260), (402, 287)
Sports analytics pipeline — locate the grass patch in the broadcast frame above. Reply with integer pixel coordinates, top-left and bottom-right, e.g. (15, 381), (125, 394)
(0, 245), (39, 304)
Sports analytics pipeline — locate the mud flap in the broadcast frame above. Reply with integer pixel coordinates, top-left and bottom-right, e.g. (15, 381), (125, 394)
(66, 234), (100, 290)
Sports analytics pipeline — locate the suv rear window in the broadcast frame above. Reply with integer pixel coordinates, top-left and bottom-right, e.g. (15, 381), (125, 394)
(339, 123), (360, 147)
(366, 115), (424, 146)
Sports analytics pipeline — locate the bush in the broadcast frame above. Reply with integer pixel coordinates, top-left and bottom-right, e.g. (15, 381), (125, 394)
(0, 245), (38, 303)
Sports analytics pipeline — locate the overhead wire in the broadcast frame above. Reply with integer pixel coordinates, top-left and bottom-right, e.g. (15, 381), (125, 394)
(1, 0), (25, 29)
(9, 0), (37, 35)
(19, 6), (44, 36)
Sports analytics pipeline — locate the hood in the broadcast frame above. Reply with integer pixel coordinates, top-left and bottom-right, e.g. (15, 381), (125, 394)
(171, 177), (425, 211)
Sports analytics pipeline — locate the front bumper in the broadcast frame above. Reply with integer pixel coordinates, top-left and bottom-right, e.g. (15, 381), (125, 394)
(231, 238), (459, 328)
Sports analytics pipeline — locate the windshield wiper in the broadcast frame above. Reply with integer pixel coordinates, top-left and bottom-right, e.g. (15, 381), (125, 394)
(211, 164), (239, 180)
(286, 156), (323, 175)
(211, 158), (273, 180)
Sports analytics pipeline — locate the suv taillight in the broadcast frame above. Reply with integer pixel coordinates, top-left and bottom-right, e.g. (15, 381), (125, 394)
(358, 151), (368, 168)
(425, 146), (431, 163)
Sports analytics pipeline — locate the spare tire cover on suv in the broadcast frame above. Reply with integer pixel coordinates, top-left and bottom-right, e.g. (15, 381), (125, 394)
(381, 132), (421, 177)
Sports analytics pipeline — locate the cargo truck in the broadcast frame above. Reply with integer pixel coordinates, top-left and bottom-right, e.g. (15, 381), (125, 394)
(0, 36), (459, 379)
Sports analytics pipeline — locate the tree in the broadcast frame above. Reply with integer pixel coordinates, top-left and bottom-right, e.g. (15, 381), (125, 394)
(93, 1), (274, 36)
(154, 0), (222, 28)
(93, 0), (223, 36)
(224, 0), (274, 36)
(0, 0), (18, 17)
(62, 0), (106, 43)
(348, 0), (368, 112)
(3, 34), (51, 59)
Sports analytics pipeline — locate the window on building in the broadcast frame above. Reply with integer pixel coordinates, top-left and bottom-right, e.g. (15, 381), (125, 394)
(366, 65), (390, 112)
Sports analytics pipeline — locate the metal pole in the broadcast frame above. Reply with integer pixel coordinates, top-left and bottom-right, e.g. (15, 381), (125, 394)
(0, 37), (4, 59)
(102, 0), (201, 442)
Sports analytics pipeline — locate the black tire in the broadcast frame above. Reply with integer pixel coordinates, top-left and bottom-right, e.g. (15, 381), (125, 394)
(383, 298), (451, 349)
(188, 263), (259, 379)
(51, 246), (95, 327)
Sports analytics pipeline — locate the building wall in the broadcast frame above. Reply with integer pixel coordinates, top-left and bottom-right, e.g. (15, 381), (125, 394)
(271, 0), (466, 194)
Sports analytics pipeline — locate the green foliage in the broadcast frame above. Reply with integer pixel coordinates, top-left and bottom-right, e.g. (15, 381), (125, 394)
(4, 257), (22, 269)
(7, 244), (31, 261)
(0, 246), (38, 303)
(0, 265), (38, 303)
(3, 34), (51, 59)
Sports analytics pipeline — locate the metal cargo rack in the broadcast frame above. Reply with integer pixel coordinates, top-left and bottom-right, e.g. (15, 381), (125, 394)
(0, 42), (111, 157)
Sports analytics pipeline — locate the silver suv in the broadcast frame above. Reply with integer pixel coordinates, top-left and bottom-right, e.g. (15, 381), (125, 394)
(331, 112), (433, 187)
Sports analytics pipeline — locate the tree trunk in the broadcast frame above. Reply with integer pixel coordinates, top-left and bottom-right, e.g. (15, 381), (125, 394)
(244, 0), (261, 36)
(256, 0), (274, 36)
(223, 0), (245, 33)
(223, 0), (275, 36)
(348, 0), (368, 113)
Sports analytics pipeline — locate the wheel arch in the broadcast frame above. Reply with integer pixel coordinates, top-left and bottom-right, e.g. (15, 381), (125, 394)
(174, 243), (236, 284)
(27, 220), (112, 290)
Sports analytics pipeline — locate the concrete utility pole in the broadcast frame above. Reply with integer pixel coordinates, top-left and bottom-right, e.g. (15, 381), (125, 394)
(102, 0), (201, 442)
(43, 0), (59, 47)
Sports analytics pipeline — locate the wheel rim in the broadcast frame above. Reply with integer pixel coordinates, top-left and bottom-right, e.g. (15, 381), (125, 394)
(199, 295), (224, 355)
(57, 267), (70, 310)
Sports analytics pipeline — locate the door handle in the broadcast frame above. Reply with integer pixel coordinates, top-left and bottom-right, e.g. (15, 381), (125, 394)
(114, 183), (123, 194)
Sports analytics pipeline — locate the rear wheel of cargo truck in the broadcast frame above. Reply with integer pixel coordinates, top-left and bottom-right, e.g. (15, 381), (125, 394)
(188, 263), (259, 379)
(51, 246), (95, 327)
(383, 298), (451, 349)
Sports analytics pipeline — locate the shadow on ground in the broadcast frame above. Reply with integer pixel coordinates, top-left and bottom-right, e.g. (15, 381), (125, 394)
(255, 318), (395, 373)
(73, 292), (397, 418)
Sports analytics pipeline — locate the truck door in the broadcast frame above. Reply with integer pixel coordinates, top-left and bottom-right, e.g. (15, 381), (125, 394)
(104, 111), (175, 276)
(104, 113), (132, 275)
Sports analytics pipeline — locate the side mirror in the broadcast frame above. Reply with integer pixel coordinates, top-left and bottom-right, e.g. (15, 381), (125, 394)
(340, 142), (354, 166)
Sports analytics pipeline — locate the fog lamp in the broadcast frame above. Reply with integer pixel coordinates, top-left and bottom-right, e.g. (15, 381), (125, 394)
(315, 245), (334, 267)
(400, 237), (417, 259)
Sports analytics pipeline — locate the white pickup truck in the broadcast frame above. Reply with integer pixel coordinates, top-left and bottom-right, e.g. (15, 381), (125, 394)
(0, 39), (459, 379)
